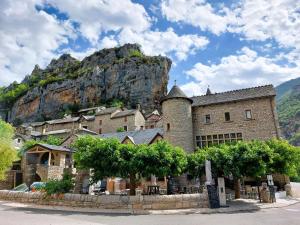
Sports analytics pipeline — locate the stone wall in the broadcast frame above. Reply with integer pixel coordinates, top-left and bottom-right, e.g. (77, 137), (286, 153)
(0, 190), (208, 211)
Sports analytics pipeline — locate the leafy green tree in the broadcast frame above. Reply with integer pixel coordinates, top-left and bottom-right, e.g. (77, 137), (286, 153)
(135, 141), (187, 179)
(73, 137), (187, 195)
(266, 139), (300, 177)
(193, 141), (273, 199)
(0, 120), (17, 180)
(73, 136), (122, 181)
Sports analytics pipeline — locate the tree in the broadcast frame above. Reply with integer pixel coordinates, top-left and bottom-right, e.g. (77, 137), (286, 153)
(266, 139), (300, 177)
(0, 120), (17, 180)
(193, 141), (273, 199)
(135, 141), (187, 179)
(73, 137), (187, 195)
(73, 136), (122, 180)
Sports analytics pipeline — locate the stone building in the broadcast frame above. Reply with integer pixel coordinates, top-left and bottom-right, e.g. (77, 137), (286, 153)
(23, 143), (73, 185)
(161, 84), (280, 152)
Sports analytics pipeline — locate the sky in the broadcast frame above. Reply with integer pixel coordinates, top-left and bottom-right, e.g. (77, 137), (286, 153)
(0, 0), (299, 96)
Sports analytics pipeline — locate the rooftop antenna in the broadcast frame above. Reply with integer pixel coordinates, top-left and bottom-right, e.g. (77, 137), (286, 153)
(174, 79), (177, 86)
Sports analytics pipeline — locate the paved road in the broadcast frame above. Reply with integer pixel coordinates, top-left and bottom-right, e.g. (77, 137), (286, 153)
(0, 201), (300, 225)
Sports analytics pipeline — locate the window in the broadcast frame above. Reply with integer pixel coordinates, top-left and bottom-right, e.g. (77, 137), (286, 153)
(205, 114), (211, 124)
(99, 120), (102, 125)
(150, 125), (154, 128)
(124, 126), (128, 131)
(17, 138), (21, 143)
(167, 123), (170, 131)
(99, 128), (102, 134)
(245, 110), (252, 119)
(82, 125), (88, 129)
(225, 112), (231, 121)
(124, 116), (127, 122)
(140, 126), (144, 130)
(197, 133), (243, 148)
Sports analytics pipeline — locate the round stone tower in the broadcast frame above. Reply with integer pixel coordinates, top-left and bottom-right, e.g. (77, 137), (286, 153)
(161, 85), (194, 153)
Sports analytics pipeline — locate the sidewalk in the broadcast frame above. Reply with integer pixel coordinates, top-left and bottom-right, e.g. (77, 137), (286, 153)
(1, 197), (299, 215)
(146, 197), (300, 215)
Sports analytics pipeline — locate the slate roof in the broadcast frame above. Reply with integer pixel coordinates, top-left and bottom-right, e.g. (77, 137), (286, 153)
(98, 128), (163, 145)
(191, 85), (276, 107)
(161, 85), (193, 104)
(46, 117), (79, 125)
(95, 107), (121, 116)
(80, 115), (95, 121)
(36, 143), (72, 152)
(111, 109), (138, 119)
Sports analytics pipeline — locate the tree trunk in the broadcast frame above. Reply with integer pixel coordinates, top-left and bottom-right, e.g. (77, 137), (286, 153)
(234, 178), (241, 199)
(129, 173), (136, 196)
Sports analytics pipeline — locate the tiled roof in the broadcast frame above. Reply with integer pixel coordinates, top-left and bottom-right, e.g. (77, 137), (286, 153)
(36, 143), (72, 152)
(98, 128), (163, 145)
(161, 85), (193, 103)
(191, 85), (276, 107)
(111, 109), (137, 119)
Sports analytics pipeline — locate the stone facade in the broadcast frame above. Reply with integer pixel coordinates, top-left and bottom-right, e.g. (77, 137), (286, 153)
(161, 85), (280, 152)
(162, 98), (194, 153)
(192, 97), (280, 148)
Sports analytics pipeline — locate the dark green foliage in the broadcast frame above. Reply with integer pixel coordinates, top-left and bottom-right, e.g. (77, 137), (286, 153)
(44, 172), (74, 195)
(73, 137), (187, 194)
(116, 127), (126, 132)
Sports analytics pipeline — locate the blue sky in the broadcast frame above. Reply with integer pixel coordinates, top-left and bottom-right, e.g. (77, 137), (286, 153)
(0, 0), (299, 95)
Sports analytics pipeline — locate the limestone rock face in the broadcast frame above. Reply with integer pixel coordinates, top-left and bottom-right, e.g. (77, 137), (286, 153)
(4, 44), (171, 123)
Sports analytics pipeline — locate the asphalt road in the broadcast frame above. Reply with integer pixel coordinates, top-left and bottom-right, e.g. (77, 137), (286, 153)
(0, 201), (300, 225)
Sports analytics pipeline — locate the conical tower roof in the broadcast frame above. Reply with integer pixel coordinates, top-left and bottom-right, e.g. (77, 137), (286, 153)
(161, 85), (193, 104)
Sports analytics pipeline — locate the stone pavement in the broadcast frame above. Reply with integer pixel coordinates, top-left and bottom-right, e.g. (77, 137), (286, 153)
(147, 197), (300, 215)
(1, 197), (299, 215)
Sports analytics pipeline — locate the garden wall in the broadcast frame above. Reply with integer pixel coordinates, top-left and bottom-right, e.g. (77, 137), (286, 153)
(0, 190), (209, 211)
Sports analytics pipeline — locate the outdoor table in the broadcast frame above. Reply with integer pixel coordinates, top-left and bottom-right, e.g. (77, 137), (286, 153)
(147, 185), (160, 195)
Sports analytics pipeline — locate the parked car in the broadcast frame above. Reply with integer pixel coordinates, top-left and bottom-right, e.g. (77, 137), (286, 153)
(30, 182), (46, 192)
(12, 183), (29, 192)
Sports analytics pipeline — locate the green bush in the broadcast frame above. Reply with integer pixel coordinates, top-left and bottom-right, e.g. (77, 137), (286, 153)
(116, 127), (126, 132)
(44, 173), (74, 195)
(128, 49), (143, 58)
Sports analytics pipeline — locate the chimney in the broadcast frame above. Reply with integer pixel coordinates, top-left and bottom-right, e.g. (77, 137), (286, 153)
(136, 104), (141, 111)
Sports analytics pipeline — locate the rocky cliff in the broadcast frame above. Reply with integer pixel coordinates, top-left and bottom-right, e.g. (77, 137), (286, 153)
(0, 44), (171, 123)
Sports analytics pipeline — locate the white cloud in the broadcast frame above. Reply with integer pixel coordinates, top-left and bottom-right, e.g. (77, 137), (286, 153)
(117, 28), (209, 61)
(47, 0), (151, 45)
(161, 0), (236, 35)
(231, 0), (300, 48)
(0, 0), (74, 86)
(181, 47), (300, 96)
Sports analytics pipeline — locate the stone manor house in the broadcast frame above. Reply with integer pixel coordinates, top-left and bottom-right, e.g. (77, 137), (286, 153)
(0, 84), (281, 190)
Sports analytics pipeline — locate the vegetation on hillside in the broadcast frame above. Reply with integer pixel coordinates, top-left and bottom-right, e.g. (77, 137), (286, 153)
(0, 120), (18, 180)
(276, 81), (300, 145)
